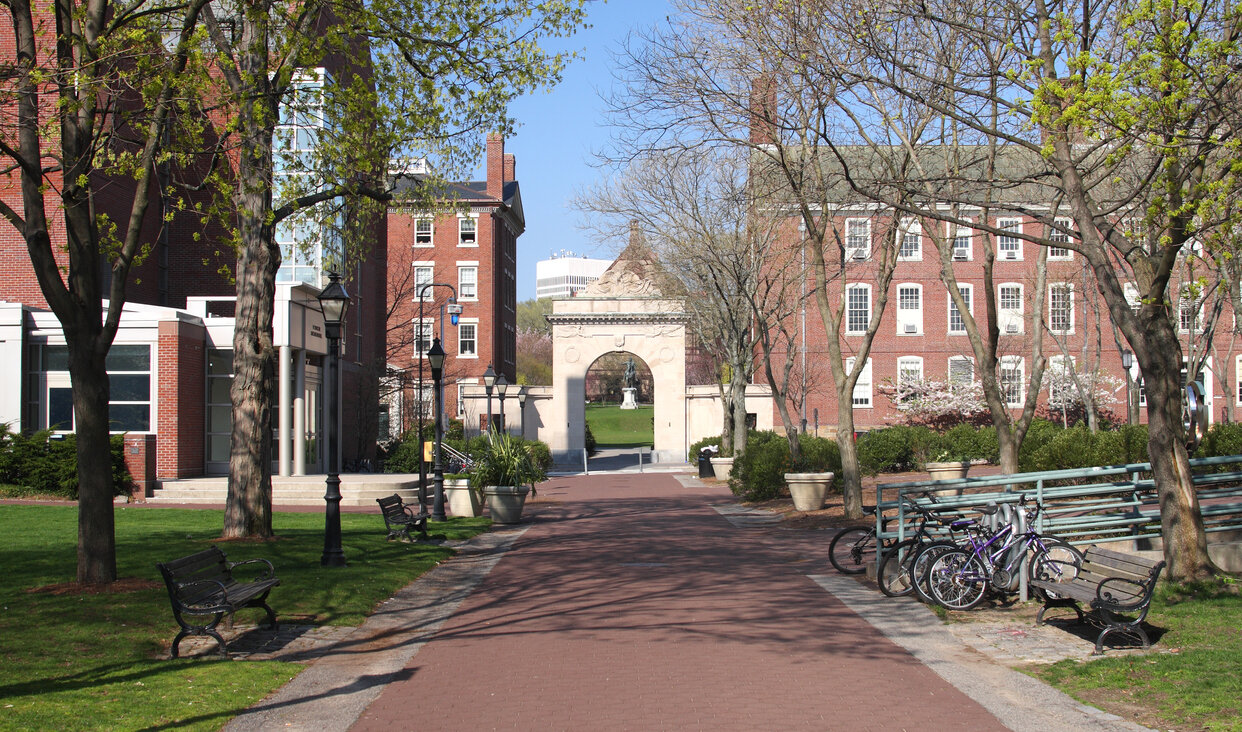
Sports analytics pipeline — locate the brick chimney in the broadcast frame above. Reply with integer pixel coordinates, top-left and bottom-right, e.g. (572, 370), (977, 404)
(749, 75), (778, 145)
(503, 153), (516, 185)
(486, 133), (504, 199)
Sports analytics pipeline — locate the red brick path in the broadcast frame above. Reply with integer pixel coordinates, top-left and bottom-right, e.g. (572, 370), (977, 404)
(353, 474), (1005, 731)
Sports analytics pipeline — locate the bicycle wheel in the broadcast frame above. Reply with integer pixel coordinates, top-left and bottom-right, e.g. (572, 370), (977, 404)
(909, 539), (960, 604)
(878, 539), (920, 597)
(1027, 537), (1083, 601)
(926, 549), (989, 610)
(829, 527), (876, 574)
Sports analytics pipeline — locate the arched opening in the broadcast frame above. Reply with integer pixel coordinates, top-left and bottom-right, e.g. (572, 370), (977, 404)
(584, 351), (654, 448)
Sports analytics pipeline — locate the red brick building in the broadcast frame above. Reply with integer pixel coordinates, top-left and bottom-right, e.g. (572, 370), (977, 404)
(385, 133), (522, 436)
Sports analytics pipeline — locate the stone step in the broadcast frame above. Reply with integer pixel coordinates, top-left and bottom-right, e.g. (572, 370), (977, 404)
(147, 475), (439, 507)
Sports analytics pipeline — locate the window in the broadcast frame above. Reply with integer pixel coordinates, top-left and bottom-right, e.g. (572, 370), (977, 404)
(948, 284), (972, 334)
(999, 283), (1023, 334)
(846, 284), (871, 334)
(413, 264), (433, 300)
(997, 218), (1022, 260)
(39, 344), (152, 432)
(457, 321), (477, 357)
(846, 357), (873, 407)
(896, 284), (922, 334)
(1047, 355), (1075, 405)
(1048, 218), (1074, 259)
(414, 218), (433, 247)
(950, 220), (972, 260)
(1179, 287), (1203, 333)
(1123, 282), (1141, 313)
(845, 218), (871, 260)
(897, 356), (924, 390)
(1000, 357), (1024, 406)
(414, 318), (434, 356)
(458, 265), (478, 300)
(899, 219), (922, 261)
(1049, 283), (1074, 333)
(458, 215), (478, 246)
(948, 356), (974, 384)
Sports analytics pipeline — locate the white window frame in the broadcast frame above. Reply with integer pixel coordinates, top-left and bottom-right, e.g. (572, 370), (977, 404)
(846, 283), (871, 334)
(1048, 283), (1075, 334)
(898, 219), (922, 261)
(998, 282), (1024, 334)
(997, 217), (1023, 260)
(897, 356), (924, 390)
(457, 318), (478, 359)
(1000, 356), (1024, 407)
(896, 283), (923, 335)
(414, 318), (434, 356)
(845, 218), (871, 260)
(414, 217), (434, 247)
(413, 262), (434, 301)
(1048, 217), (1074, 260)
(948, 284), (973, 335)
(846, 357), (873, 408)
(458, 262), (478, 301)
(948, 356), (975, 384)
(1123, 282), (1141, 313)
(1178, 286), (1204, 333)
(458, 214), (479, 247)
(950, 219), (973, 261)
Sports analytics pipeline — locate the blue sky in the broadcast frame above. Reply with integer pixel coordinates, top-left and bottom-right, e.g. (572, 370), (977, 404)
(477, 0), (674, 301)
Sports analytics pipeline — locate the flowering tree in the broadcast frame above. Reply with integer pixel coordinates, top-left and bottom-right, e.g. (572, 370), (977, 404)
(1045, 365), (1125, 428)
(880, 378), (989, 428)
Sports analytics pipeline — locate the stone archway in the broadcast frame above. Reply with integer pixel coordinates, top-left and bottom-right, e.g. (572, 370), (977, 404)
(545, 232), (688, 464)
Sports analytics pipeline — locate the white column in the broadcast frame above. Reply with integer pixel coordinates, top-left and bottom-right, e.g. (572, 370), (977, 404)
(278, 345), (292, 477)
(293, 352), (307, 476)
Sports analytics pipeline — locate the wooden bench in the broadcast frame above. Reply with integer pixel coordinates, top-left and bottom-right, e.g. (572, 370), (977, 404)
(1031, 545), (1165, 654)
(377, 493), (429, 542)
(156, 546), (280, 658)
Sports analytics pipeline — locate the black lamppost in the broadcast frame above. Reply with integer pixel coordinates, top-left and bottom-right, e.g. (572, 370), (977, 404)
(496, 374), (508, 434)
(482, 364), (496, 434)
(428, 337), (447, 521)
(517, 387), (528, 438)
(318, 272), (350, 567)
(416, 283), (457, 509)
(1122, 349), (1136, 426)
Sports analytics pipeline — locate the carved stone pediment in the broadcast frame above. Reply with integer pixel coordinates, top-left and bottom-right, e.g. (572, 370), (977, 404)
(579, 268), (660, 298)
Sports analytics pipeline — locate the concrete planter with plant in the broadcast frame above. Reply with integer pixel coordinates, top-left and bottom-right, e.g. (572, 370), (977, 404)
(471, 432), (548, 524)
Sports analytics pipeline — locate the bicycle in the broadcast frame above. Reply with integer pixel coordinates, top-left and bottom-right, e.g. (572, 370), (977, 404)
(828, 506), (883, 574)
(923, 497), (1082, 610)
(876, 495), (966, 598)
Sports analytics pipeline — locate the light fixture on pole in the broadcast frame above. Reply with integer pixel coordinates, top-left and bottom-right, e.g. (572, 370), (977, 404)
(517, 387), (528, 438)
(482, 364), (496, 434)
(1122, 349), (1136, 426)
(428, 337), (447, 522)
(317, 272), (350, 567)
(416, 282), (459, 510)
(496, 374), (508, 433)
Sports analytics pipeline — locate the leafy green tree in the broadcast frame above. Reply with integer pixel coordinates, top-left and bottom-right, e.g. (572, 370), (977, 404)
(517, 298), (555, 335)
(196, 0), (586, 537)
(1, 0), (211, 582)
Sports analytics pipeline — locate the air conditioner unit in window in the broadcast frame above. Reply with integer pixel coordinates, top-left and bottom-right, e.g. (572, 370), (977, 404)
(953, 249), (969, 260)
(904, 323), (917, 334)
(849, 249), (866, 260)
(1004, 251), (1017, 260)
(1005, 323), (1019, 333)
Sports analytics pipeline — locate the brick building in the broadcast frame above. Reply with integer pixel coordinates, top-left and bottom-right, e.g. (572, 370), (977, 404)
(385, 133), (522, 437)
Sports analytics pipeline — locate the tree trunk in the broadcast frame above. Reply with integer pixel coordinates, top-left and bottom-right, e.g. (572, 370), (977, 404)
(1140, 319), (1216, 580)
(836, 401), (863, 519)
(730, 375), (748, 456)
(68, 337), (117, 583)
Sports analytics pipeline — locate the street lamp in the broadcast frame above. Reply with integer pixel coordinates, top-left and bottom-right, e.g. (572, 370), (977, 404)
(416, 283), (458, 509)
(1122, 349), (1136, 426)
(318, 272), (350, 567)
(517, 387), (528, 438)
(482, 364), (497, 434)
(496, 374), (508, 434)
(428, 337), (447, 522)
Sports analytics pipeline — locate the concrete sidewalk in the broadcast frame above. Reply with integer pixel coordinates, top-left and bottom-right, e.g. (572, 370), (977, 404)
(228, 473), (1148, 731)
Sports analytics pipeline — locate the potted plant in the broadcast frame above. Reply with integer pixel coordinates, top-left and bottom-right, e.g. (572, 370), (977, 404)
(471, 431), (547, 524)
(784, 470), (836, 511)
(444, 475), (482, 517)
(924, 449), (970, 492)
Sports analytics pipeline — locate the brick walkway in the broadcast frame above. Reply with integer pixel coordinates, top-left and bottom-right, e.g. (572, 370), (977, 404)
(353, 473), (1006, 731)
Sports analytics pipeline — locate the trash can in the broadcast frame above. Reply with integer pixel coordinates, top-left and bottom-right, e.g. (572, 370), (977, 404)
(698, 448), (715, 478)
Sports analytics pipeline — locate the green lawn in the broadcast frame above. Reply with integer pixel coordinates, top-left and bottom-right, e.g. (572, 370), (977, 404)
(0, 504), (488, 731)
(1034, 580), (1242, 731)
(585, 404), (654, 447)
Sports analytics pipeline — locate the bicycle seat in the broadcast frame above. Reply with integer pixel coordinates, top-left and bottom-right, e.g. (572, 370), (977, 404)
(862, 505), (877, 515)
(950, 518), (976, 529)
(978, 505), (999, 515)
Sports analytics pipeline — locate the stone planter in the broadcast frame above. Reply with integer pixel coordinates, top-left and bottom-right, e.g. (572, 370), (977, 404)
(483, 485), (531, 524)
(925, 461), (970, 495)
(446, 479), (482, 518)
(709, 456), (734, 481)
(785, 472), (835, 512)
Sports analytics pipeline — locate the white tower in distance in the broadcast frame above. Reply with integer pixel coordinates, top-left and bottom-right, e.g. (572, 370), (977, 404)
(535, 250), (613, 299)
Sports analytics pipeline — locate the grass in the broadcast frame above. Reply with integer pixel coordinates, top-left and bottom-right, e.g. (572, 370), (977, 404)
(585, 404), (654, 447)
(0, 504), (489, 731)
(1033, 579), (1242, 731)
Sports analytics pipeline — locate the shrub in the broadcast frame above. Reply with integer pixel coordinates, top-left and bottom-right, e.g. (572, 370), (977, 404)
(728, 431), (842, 502)
(0, 428), (130, 498)
(1197, 422), (1242, 460)
(1018, 418), (1062, 471)
(944, 424), (998, 463)
(1025, 425), (1097, 472)
(688, 434), (722, 461)
(856, 426), (928, 475)
(584, 421), (597, 455)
